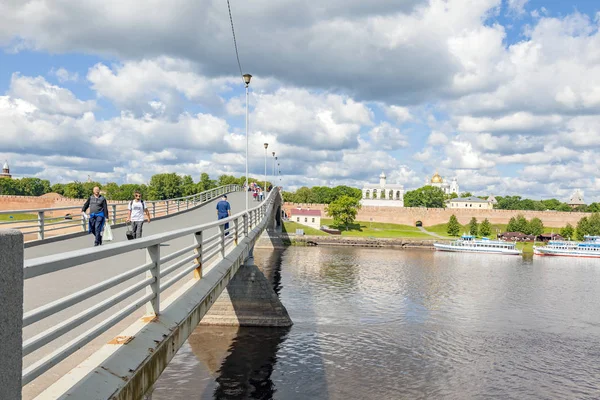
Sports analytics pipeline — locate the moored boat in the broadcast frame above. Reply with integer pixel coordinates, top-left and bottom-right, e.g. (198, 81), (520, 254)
(533, 235), (600, 258)
(434, 235), (522, 255)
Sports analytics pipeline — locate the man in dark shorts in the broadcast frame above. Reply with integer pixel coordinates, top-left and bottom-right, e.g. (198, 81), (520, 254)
(216, 195), (231, 236)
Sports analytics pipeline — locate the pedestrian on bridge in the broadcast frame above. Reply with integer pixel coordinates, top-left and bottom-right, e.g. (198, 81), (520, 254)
(216, 195), (231, 236)
(82, 186), (109, 246)
(126, 190), (151, 238)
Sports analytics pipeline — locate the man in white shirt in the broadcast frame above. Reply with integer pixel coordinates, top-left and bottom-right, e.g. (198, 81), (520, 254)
(126, 190), (151, 238)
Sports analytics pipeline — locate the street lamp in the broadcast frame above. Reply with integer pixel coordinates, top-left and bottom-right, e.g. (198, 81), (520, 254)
(264, 143), (268, 194)
(243, 73), (252, 212)
(272, 152), (276, 184)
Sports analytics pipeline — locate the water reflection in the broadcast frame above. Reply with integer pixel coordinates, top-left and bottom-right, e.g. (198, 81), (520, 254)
(155, 247), (600, 399)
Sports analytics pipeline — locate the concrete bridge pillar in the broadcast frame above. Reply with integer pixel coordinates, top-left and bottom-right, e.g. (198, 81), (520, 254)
(0, 229), (24, 400)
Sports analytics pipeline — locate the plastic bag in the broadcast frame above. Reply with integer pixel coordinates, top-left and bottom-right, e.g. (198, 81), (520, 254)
(103, 222), (114, 242)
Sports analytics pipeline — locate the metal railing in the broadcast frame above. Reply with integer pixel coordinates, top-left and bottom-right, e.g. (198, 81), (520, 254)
(0, 185), (240, 242)
(21, 187), (279, 386)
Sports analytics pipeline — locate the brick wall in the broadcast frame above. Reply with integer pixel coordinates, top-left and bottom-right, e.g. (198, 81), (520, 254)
(283, 202), (588, 227)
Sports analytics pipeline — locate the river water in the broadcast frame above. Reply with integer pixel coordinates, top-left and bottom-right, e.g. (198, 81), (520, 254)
(152, 247), (600, 399)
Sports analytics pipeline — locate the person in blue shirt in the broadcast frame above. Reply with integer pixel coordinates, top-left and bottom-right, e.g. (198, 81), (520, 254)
(216, 195), (231, 236)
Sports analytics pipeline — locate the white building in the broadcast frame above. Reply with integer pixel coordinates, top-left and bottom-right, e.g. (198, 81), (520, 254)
(446, 196), (493, 209)
(290, 208), (322, 229)
(568, 189), (585, 208)
(361, 171), (404, 207)
(425, 171), (459, 195)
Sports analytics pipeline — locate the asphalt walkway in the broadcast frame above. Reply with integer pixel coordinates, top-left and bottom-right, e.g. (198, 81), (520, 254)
(22, 191), (258, 399)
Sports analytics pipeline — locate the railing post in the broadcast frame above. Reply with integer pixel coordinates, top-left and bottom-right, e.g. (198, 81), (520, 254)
(152, 202), (156, 218)
(145, 244), (161, 316)
(193, 231), (203, 280)
(166, 200), (169, 215)
(177, 200), (180, 212)
(186, 199), (189, 209)
(243, 213), (248, 238)
(234, 217), (239, 245)
(0, 230), (23, 400)
(220, 224), (226, 258)
(37, 211), (44, 240)
(111, 204), (117, 223)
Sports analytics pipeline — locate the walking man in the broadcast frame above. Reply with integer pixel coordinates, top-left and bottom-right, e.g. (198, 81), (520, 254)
(82, 186), (109, 246)
(127, 190), (151, 238)
(216, 195), (231, 236)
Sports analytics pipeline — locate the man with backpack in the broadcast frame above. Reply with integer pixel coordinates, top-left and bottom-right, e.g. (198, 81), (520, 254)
(82, 186), (110, 246)
(126, 190), (151, 238)
(216, 194), (231, 236)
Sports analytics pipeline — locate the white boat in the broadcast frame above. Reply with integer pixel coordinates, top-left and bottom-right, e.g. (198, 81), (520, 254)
(533, 235), (600, 258)
(434, 235), (522, 255)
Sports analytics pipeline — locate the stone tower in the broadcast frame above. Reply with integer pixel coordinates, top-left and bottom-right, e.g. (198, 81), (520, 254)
(0, 161), (11, 179)
(379, 171), (386, 187)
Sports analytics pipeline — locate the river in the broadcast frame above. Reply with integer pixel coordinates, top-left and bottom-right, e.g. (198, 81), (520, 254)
(151, 247), (600, 399)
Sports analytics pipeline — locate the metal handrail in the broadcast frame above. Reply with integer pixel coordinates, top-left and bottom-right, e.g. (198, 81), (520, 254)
(21, 188), (278, 385)
(2, 184), (241, 242)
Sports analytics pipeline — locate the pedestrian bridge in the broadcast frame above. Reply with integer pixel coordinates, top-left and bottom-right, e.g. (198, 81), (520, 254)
(0, 185), (289, 400)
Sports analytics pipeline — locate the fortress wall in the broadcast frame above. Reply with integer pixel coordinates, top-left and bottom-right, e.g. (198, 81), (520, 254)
(283, 202), (588, 227)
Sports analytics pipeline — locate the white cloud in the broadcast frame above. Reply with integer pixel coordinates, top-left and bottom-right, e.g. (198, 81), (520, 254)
(8, 74), (95, 116)
(50, 67), (79, 83)
(427, 131), (449, 146)
(368, 122), (409, 150)
(385, 105), (412, 124)
(507, 0), (529, 16)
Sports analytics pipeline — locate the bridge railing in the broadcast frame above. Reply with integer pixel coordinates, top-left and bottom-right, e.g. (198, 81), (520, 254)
(0, 184), (241, 243)
(21, 187), (278, 386)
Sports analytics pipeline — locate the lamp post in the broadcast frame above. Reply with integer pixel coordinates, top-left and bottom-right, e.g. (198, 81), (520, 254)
(263, 143), (268, 194)
(243, 73), (252, 212)
(272, 152), (276, 184)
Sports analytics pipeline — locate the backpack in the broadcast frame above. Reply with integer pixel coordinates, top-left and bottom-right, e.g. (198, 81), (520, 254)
(130, 200), (145, 210)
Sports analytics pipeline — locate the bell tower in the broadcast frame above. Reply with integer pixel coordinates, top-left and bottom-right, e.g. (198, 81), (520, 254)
(0, 160), (11, 179)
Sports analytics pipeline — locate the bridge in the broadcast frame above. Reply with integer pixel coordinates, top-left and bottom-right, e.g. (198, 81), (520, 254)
(0, 185), (291, 400)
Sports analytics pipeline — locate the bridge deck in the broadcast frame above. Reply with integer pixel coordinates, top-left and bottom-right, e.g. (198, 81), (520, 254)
(22, 191), (256, 399)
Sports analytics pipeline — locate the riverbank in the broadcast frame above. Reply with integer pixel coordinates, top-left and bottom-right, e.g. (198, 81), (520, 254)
(283, 233), (541, 254)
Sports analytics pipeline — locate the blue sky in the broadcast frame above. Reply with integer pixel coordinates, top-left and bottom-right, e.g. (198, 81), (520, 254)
(1, 0), (600, 202)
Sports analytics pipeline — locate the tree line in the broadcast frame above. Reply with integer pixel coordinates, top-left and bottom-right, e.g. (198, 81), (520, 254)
(282, 186), (362, 204)
(0, 173), (273, 201)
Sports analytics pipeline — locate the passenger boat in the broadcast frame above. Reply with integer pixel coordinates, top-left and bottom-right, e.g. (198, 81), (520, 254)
(533, 235), (600, 258)
(434, 235), (522, 255)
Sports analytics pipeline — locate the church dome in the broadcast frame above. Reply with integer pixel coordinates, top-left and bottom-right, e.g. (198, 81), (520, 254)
(431, 172), (443, 183)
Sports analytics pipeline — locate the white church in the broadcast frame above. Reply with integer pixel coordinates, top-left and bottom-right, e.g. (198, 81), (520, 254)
(425, 171), (460, 195)
(361, 171), (405, 207)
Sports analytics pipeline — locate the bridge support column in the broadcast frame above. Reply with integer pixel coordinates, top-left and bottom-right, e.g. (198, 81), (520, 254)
(0, 229), (24, 400)
(199, 260), (292, 327)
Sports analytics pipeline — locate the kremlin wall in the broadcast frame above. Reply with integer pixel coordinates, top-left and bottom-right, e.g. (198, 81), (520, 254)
(283, 203), (588, 228)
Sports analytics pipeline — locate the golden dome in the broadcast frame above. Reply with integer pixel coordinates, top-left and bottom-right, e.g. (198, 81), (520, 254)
(431, 172), (443, 183)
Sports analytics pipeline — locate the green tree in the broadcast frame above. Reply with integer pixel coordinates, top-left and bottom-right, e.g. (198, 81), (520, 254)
(587, 203), (600, 213)
(181, 175), (197, 196)
(281, 191), (295, 202)
(447, 215), (460, 236)
(557, 203), (572, 212)
(325, 195), (361, 230)
(51, 183), (65, 195)
(469, 217), (478, 236)
(330, 185), (362, 201)
(63, 182), (86, 198)
(312, 186), (334, 204)
(294, 187), (317, 203)
(148, 173), (182, 200)
(0, 178), (19, 195)
(197, 172), (216, 192)
(526, 217), (544, 236)
(479, 218), (492, 237)
(461, 192), (473, 198)
(507, 214), (528, 233)
(576, 216), (589, 240)
(218, 174), (239, 186)
(17, 178), (51, 196)
(560, 223), (574, 239)
(404, 186), (446, 208)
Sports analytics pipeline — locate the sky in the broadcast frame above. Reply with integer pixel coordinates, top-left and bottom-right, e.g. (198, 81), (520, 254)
(1, 0), (600, 202)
